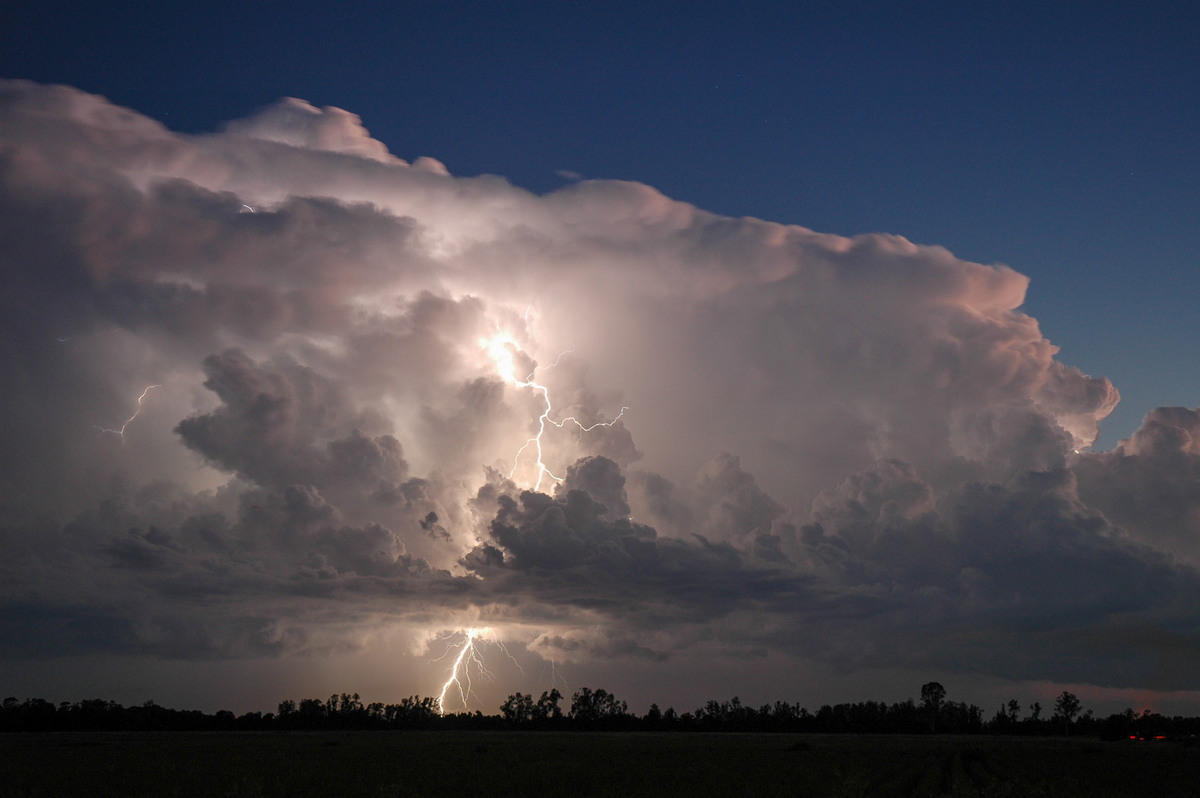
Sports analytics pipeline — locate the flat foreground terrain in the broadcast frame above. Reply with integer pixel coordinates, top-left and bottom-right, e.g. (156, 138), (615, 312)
(2, 731), (1196, 797)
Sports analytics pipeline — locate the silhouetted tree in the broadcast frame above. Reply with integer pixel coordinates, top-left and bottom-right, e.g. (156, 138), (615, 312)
(920, 682), (946, 732)
(1054, 691), (1081, 735)
(383, 696), (438, 729)
(535, 689), (564, 724)
(500, 692), (536, 726)
(7, 687), (1180, 737)
(569, 687), (628, 728)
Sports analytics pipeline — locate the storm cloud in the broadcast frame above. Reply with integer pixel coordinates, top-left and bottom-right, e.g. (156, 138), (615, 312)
(1, 80), (1196, 705)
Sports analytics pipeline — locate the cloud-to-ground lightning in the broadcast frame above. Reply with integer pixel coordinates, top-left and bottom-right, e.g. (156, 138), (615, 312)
(428, 335), (625, 706)
(433, 627), (521, 714)
(96, 384), (161, 441)
(435, 628), (488, 714)
(425, 337), (621, 706)
(542, 658), (568, 694)
(481, 335), (627, 492)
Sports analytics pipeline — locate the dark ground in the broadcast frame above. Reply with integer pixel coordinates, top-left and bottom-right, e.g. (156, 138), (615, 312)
(2, 731), (1196, 797)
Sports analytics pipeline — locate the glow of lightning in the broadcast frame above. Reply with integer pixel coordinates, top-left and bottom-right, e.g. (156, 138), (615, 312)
(434, 627), (521, 714)
(96, 384), (161, 440)
(480, 335), (627, 492)
(457, 332), (622, 705)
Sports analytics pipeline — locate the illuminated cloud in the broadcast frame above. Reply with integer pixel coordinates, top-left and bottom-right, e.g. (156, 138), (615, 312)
(0, 80), (1196, 702)
(223, 97), (402, 164)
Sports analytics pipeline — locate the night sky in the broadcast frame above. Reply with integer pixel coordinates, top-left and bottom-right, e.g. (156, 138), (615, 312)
(2, 1), (1199, 716)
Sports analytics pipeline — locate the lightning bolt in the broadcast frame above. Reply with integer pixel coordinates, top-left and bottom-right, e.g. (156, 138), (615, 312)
(544, 658), (568, 693)
(433, 627), (521, 714)
(481, 335), (627, 492)
(435, 628), (487, 714)
(441, 331), (620, 707)
(97, 384), (161, 441)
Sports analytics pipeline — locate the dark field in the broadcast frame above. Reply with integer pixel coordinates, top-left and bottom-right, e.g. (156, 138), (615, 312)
(2, 731), (1196, 797)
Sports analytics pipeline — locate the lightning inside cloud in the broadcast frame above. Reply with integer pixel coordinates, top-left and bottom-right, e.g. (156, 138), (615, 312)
(1, 80), (1199, 713)
(96, 384), (162, 440)
(481, 334), (627, 492)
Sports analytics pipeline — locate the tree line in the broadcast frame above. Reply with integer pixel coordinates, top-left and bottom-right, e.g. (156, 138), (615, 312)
(3, 683), (1198, 740)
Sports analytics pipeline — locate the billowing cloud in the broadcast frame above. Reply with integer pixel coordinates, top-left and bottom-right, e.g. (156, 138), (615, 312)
(1, 80), (1196, 704)
(1074, 407), (1200, 568)
(223, 97), (403, 164)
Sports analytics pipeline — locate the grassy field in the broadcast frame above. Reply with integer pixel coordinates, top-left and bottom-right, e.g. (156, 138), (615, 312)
(2, 731), (1196, 797)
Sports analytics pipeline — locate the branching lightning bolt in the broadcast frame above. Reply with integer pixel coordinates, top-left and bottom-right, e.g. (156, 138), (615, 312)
(433, 627), (521, 715)
(545, 658), (568, 693)
(96, 384), (161, 441)
(435, 628), (489, 714)
(436, 333), (621, 707)
(481, 335), (627, 492)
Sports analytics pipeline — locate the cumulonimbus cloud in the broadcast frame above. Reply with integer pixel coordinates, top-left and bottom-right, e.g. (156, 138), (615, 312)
(1, 80), (1196, 694)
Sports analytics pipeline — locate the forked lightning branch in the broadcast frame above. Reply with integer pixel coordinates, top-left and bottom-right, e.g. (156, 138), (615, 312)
(428, 334), (627, 713)
(481, 334), (627, 492)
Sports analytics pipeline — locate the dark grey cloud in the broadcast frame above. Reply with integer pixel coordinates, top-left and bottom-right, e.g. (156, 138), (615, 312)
(176, 348), (404, 491)
(1074, 407), (1200, 568)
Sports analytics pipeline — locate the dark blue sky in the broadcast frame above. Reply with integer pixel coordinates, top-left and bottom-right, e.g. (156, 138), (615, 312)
(5, 0), (1197, 446)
